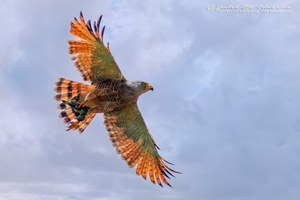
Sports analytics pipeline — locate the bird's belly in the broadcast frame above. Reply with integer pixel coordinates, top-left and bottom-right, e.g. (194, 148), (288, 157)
(84, 90), (135, 113)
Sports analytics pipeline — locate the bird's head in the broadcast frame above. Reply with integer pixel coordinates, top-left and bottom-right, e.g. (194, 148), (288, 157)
(131, 81), (153, 96)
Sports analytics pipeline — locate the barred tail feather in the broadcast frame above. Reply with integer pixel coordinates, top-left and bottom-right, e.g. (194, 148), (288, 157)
(54, 77), (95, 101)
(77, 113), (96, 133)
(60, 110), (96, 133)
(54, 77), (96, 133)
(59, 106), (76, 124)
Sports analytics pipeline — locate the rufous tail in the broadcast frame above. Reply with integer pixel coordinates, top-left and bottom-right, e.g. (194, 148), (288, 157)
(54, 77), (96, 133)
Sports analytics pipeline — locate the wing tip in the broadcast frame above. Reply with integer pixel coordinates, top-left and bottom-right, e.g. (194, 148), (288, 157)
(167, 183), (173, 188)
(101, 25), (106, 41)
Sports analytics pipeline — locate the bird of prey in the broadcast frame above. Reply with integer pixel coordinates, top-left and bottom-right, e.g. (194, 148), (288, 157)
(54, 12), (179, 187)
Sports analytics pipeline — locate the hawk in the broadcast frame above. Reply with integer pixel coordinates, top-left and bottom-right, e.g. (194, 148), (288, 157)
(54, 12), (180, 187)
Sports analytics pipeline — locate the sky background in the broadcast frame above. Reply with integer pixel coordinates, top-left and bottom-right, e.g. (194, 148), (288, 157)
(1, 0), (300, 199)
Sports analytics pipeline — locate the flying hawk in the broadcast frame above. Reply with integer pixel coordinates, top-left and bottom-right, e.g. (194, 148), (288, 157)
(54, 12), (179, 187)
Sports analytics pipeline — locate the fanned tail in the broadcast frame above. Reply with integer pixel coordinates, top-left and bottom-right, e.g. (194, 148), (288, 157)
(54, 77), (96, 133)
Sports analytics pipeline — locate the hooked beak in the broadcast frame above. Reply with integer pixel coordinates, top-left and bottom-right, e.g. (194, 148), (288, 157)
(146, 84), (154, 91)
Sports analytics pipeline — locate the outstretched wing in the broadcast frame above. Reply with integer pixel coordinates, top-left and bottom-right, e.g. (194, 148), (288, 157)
(104, 103), (180, 187)
(69, 12), (126, 83)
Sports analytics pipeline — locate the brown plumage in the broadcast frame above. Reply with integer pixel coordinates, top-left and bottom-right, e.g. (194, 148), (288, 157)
(54, 12), (180, 187)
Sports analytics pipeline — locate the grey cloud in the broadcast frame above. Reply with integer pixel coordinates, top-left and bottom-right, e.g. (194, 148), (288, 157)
(1, 0), (300, 199)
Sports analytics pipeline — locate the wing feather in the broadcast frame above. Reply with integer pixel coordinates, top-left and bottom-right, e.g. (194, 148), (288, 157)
(69, 12), (126, 83)
(104, 103), (180, 187)
(155, 165), (162, 187)
(141, 153), (149, 179)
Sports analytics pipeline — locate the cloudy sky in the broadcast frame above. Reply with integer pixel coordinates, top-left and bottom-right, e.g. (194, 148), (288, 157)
(1, 0), (300, 199)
